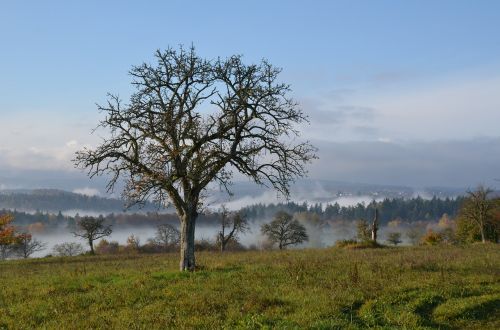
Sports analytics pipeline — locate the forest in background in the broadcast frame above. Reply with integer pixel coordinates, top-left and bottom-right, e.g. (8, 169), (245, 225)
(3, 196), (465, 231)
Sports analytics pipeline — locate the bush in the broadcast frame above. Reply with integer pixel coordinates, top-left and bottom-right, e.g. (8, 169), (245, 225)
(195, 239), (217, 252)
(95, 239), (120, 254)
(52, 242), (84, 256)
(386, 232), (402, 246)
(421, 230), (444, 245)
(335, 239), (383, 249)
(334, 239), (358, 248)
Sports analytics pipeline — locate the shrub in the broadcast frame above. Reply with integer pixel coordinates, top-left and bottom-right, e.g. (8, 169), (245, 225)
(335, 239), (382, 249)
(95, 239), (120, 254)
(52, 242), (84, 256)
(421, 230), (444, 245)
(386, 232), (402, 246)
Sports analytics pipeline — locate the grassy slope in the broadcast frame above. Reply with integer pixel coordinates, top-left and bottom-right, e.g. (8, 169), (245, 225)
(0, 245), (499, 329)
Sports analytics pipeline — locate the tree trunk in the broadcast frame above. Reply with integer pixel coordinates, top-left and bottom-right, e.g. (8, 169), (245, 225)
(89, 238), (95, 255)
(371, 208), (379, 242)
(180, 212), (197, 271)
(480, 225), (486, 243)
(219, 233), (224, 253)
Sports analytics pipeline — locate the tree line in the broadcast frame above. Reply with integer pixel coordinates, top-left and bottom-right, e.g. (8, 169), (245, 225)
(1, 186), (498, 260)
(1, 195), (465, 232)
(241, 196), (465, 224)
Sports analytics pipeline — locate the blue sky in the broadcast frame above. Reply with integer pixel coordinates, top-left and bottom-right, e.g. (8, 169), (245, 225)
(1, 1), (500, 191)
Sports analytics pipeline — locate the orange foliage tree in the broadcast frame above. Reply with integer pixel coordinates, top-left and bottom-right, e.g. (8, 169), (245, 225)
(0, 214), (19, 245)
(0, 214), (21, 259)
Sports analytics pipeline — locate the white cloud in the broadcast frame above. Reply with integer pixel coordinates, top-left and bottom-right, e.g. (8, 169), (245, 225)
(365, 73), (500, 141)
(72, 187), (101, 196)
(300, 67), (500, 142)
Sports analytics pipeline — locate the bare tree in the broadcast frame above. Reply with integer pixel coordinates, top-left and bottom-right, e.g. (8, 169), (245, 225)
(53, 242), (84, 257)
(15, 233), (47, 258)
(217, 205), (248, 252)
(460, 186), (494, 243)
(153, 224), (180, 251)
(261, 211), (308, 250)
(73, 216), (112, 254)
(74, 46), (316, 271)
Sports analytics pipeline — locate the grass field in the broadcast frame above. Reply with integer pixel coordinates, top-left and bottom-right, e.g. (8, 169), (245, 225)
(1, 245), (499, 329)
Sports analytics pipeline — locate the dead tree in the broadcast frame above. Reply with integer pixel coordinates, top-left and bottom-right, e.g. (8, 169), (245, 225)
(75, 46), (316, 271)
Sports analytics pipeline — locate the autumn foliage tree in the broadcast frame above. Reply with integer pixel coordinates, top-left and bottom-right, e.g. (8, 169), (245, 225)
(0, 214), (17, 243)
(356, 219), (371, 242)
(0, 214), (21, 259)
(75, 46), (316, 271)
(457, 186), (499, 243)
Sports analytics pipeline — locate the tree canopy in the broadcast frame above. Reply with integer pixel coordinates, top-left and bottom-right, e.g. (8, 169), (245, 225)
(261, 211), (308, 249)
(75, 46), (316, 270)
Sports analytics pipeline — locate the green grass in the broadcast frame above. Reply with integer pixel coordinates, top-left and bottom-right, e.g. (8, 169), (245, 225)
(1, 245), (499, 329)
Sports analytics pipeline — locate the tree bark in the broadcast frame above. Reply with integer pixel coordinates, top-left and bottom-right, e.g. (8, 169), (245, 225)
(180, 212), (197, 271)
(371, 208), (379, 242)
(480, 225), (486, 243)
(89, 238), (95, 255)
(219, 232), (224, 253)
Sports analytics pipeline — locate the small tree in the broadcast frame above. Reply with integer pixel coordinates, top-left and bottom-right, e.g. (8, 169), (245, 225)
(15, 233), (47, 258)
(0, 214), (21, 260)
(406, 226), (424, 246)
(53, 242), (84, 257)
(261, 211), (308, 250)
(458, 186), (496, 243)
(217, 205), (249, 252)
(73, 216), (112, 255)
(356, 219), (371, 242)
(153, 224), (180, 251)
(126, 234), (141, 252)
(386, 232), (402, 246)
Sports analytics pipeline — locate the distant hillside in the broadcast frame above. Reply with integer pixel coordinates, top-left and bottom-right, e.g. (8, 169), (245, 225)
(0, 189), (161, 213)
(0, 180), (467, 214)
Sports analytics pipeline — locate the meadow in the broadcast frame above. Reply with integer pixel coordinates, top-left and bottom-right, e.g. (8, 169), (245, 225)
(0, 245), (499, 329)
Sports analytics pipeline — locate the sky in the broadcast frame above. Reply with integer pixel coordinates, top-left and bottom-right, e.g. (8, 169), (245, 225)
(1, 0), (500, 193)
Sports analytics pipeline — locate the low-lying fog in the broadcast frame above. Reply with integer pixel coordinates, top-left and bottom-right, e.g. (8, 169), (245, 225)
(21, 189), (450, 258)
(30, 217), (423, 258)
